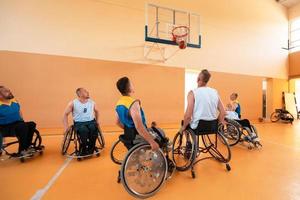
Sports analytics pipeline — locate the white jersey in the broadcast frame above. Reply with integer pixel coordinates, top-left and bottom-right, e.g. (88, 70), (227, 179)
(190, 87), (220, 129)
(72, 99), (95, 122)
(226, 111), (240, 120)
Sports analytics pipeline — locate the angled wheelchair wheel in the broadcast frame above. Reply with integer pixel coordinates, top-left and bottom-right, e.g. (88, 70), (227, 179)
(61, 127), (74, 155)
(121, 143), (168, 199)
(219, 120), (241, 146)
(270, 112), (280, 122)
(97, 128), (105, 149)
(110, 139), (127, 165)
(172, 130), (196, 171)
(31, 129), (42, 148)
(201, 133), (231, 163)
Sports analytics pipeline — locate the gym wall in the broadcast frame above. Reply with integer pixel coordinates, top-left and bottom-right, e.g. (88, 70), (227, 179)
(0, 0), (288, 79)
(0, 51), (280, 128)
(0, 51), (184, 128)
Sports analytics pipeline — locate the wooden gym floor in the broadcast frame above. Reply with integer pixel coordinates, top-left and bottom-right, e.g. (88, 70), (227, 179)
(1, 122), (300, 200)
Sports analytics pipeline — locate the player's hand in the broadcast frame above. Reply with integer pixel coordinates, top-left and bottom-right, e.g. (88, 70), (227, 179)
(220, 120), (227, 126)
(150, 140), (159, 151)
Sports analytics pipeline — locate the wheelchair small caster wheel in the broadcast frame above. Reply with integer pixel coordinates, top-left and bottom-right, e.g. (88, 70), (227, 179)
(226, 164), (231, 171)
(191, 171), (196, 179)
(77, 157), (82, 161)
(20, 157), (25, 163)
(39, 151), (44, 155)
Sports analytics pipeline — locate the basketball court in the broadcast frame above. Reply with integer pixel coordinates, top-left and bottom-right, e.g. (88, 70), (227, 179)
(1, 0), (300, 199)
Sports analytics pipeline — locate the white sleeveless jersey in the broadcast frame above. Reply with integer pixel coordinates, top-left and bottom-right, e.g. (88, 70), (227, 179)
(72, 99), (95, 122)
(190, 87), (219, 129)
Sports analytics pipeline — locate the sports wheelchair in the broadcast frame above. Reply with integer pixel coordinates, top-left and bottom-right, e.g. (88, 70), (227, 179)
(270, 109), (294, 124)
(172, 120), (231, 179)
(61, 124), (105, 161)
(111, 126), (175, 199)
(0, 124), (44, 163)
(219, 118), (262, 149)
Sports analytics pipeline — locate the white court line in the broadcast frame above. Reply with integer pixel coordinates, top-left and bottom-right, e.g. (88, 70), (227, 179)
(30, 157), (72, 200)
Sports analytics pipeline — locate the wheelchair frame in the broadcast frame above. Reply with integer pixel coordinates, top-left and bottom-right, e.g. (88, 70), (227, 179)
(172, 123), (231, 179)
(222, 119), (262, 149)
(61, 125), (105, 161)
(1, 129), (44, 163)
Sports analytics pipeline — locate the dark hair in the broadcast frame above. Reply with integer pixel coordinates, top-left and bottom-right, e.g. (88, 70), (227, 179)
(232, 93), (238, 98)
(76, 88), (83, 97)
(200, 69), (211, 83)
(116, 77), (130, 95)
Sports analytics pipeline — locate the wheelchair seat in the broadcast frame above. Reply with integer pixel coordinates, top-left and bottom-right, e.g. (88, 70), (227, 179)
(188, 119), (218, 135)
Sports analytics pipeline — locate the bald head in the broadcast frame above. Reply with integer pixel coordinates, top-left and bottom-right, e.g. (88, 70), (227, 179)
(0, 86), (14, 100)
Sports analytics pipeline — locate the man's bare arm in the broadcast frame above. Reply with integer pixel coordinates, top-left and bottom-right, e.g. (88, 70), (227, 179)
(218, 99), (226, 124)
(94, 103), (100, 125)
(130, 101), (159, 151)
(63, 101), (73, 131)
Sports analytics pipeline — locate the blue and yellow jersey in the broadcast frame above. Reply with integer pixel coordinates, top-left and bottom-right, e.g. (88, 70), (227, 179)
(116, 96), (146, 128)
(0, 99), (23, 125)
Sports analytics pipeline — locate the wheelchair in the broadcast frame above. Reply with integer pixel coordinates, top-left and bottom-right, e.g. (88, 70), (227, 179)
(172, 120), (231, 179)
(0, 126), (45, 163)
(112, 126), (175, 199)
(270, 109), (294, 124)
(219, 118), (262, 149)
(61, 124), (105, 161)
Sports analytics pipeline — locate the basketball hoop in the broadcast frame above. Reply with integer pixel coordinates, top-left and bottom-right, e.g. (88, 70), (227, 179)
(172, 25), (189, 49)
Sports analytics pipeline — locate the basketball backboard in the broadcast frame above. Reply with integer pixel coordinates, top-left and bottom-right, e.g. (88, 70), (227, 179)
(145, 3), (201, 48)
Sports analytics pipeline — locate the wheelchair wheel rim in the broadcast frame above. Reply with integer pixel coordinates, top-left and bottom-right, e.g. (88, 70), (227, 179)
(61, 127), (73, 155)
(219, 123), (240, 146)
(172, 130), (195, 171)
(110, 139), (127, 165)
(270, 112), (280, 122)
(121, 144), (167, 198)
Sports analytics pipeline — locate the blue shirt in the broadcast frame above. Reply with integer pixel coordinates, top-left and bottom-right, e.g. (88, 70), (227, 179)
(0, 99), (23, 125)
(116, 96), (146, 128)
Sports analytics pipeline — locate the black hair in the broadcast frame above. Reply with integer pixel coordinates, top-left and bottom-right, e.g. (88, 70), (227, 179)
(116, 77), (130, 95)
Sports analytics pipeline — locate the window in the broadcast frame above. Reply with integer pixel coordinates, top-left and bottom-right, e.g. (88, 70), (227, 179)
(290, 18), (300, 53)
(185, 70), (199, 109)
(295, 79), (300, 110)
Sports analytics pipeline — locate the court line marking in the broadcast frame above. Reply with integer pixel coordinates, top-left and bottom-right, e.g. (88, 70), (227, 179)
(30, 157), (72, 200)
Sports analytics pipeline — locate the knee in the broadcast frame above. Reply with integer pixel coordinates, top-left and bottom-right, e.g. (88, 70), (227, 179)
(15, 122), (28, 133)
(26, 121), (36, 129)
(87, 124), (97, 134)
(76, 126), (89, 136)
